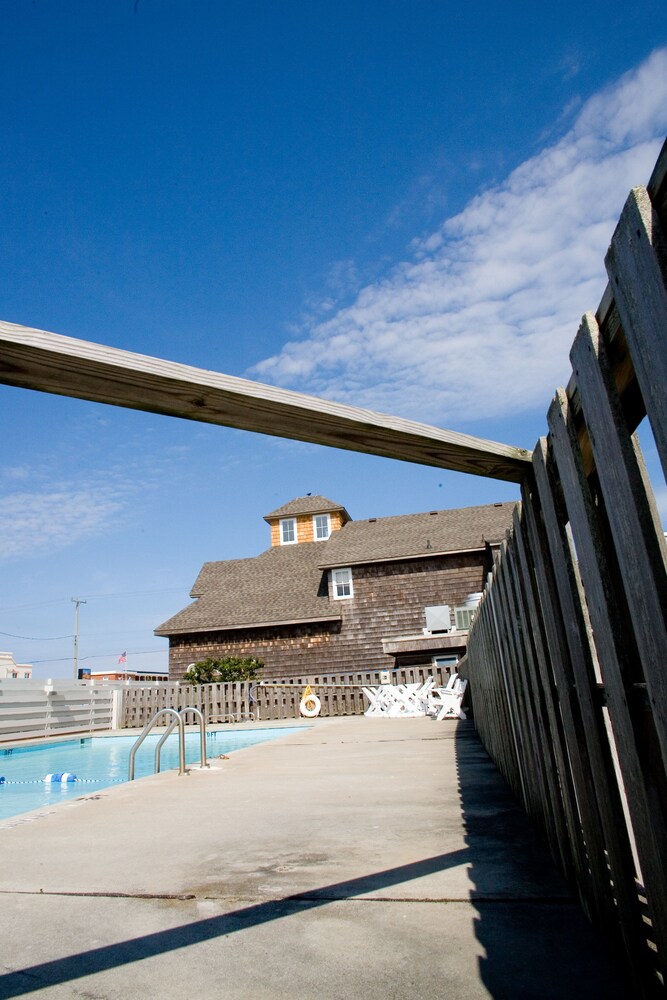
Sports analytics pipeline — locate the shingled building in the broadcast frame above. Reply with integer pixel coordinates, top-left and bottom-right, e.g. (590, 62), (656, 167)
(155, 495), (515, 680)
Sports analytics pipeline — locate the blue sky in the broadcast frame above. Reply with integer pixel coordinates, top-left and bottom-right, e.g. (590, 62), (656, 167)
(1, 1), (666, 679)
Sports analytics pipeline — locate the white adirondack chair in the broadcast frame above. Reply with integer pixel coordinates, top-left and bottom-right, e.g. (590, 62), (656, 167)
(363, 678), (435, 717)
(427, 673), (468, 720)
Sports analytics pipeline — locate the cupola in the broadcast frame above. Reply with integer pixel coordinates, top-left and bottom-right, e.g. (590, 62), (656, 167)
(263, 495), (351, 547)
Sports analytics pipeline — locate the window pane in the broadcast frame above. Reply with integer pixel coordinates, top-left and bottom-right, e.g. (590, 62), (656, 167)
(281, 518), (296, 543)
(333, 568), (352, 598)
(314, 513), (330, 540)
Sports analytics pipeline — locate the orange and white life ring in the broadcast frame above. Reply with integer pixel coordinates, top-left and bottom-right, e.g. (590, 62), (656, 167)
(299, 694), (321, 718)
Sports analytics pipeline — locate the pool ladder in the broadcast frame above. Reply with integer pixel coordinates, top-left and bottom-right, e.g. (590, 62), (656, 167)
(128, 707), (208, 780)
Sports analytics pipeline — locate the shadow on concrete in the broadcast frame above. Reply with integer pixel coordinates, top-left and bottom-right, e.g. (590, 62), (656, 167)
(454, 720), (631, 999)
(0, 722), (634, 998)
(0, 849), (469, 997)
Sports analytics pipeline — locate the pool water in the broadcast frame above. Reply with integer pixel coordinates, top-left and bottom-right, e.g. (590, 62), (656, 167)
(0, 728), (300, 822)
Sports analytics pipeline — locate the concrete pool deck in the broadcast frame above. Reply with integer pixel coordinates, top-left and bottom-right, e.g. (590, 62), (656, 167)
(0, 716), (628, 999)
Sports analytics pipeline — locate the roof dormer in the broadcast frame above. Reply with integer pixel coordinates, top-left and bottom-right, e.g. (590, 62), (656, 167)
(263, 495), (351, 547)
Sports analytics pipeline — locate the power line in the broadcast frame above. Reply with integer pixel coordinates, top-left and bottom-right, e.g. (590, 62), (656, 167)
(4, 625), (168, 642)
(0, 598), (72, 613)
(0, 586), (188, 614)
(80, 587), (188, 601)
(30, 647), (167, 665)
(0, 630), (73, 641)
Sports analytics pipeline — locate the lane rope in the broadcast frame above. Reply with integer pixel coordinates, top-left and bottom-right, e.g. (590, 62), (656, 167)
(0, 776), (123, 785)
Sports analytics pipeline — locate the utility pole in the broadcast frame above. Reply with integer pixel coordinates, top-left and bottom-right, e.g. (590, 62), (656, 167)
(72, 597), (87, 679)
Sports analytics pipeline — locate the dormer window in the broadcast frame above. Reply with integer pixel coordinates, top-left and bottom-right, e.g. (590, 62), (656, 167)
(280, 517), (297, 545)
(313, 513), (331, 541)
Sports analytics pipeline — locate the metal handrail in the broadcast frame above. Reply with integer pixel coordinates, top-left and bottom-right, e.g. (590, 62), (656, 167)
(129, 706), (209, 780)
(129, 708), (185, 780)
(154, 714), (180, 774)
(168, 706), (207, 772)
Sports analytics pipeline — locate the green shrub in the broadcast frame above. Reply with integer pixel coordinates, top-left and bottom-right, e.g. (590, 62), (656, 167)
(183, 656), (263, 684)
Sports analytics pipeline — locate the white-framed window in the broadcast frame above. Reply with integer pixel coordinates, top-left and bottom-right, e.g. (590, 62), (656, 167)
(280, 517), (297, 545)
(332, 567), (353, 599)
(313, 512), (331, 541)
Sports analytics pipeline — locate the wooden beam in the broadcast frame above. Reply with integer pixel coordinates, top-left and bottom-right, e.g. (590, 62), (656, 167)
(0, 320), (531, 482)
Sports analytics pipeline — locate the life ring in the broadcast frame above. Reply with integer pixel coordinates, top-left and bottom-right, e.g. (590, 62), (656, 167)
(299, 694), (321, 718)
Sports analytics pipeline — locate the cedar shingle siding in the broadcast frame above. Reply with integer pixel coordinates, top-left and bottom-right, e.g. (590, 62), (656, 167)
(156, 498), (515, 679)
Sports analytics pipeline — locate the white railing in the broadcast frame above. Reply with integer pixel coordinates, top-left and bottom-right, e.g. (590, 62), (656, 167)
(0, 679), (116, 742)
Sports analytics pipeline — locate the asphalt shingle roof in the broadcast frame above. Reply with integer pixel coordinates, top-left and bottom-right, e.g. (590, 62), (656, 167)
(318, 502), (515, 567)
(264, 495), (349, 521)
(155, 500), (516, 637)
(155, 542), (340, 635)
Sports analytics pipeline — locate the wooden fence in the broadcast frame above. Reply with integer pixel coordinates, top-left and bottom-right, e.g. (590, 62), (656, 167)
(461, 141), (667, 996)
(0, 679), (115, 742)
(118, 664), (451, 729)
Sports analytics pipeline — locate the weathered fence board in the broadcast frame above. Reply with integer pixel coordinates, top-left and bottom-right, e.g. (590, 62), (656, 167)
(518, 484), (613, 930)
(509, 508), (580, 885)
(605, 187), (667, 479)
(532, 439), (650, 977)
(463, 144), (667, 995)
(548, 386), (667, 964)
(571, 313), (667, 774)
(501, 538), (559, 851)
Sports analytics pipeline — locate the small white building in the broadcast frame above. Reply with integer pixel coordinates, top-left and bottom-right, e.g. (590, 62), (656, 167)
(0, 651), (33, 679)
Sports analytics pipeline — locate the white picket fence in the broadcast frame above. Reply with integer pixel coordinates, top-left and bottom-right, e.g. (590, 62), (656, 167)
(0, 679), (117, 742)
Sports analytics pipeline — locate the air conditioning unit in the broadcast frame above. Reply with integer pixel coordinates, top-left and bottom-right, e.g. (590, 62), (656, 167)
(454, 606), (475, 630)
(424, 605), (451, 633)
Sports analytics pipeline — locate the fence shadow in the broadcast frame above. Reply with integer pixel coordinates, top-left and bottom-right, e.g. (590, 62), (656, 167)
(453, 721), (632, 999)
(0, 849), (468, 997)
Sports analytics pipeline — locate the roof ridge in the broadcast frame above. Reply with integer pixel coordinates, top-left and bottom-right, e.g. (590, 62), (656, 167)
(263, 494), (350, 520)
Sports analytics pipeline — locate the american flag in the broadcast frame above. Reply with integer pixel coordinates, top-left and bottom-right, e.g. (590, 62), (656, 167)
(118, 651), (127, 664)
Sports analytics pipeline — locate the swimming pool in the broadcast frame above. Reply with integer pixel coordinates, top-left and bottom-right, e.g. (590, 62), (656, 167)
(0, 727), (301, 822)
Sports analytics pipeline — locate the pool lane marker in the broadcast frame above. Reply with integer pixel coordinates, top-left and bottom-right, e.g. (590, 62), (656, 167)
(0, 775), (123, 785)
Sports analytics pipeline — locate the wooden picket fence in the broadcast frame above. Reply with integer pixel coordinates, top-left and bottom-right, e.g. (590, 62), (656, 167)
(118, 663), (451, 729)
(461, 141), (667, 996)
(120, 679), (256, 728)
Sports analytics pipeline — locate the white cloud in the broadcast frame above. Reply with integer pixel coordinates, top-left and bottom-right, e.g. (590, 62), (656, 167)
(2, 466), (31, 481)
(0, 489), (126, 561)
(251, 48), (667, 427)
